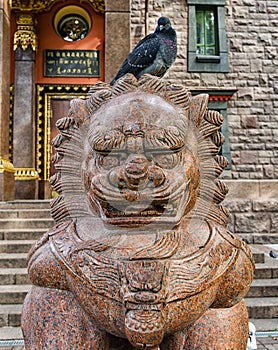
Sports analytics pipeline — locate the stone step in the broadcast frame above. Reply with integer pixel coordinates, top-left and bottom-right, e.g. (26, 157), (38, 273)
(252, 234), (278, 245)
(0, 200), (50, 210)
(0, 253), (27, 268)
(0, 241), (35, 254)
(0, 304), (22, 327)
(252, 252), (265, 264)
(0, 326), (23, 340)
(250, 245), (265, 264)
(0, 268), (29, 285)
(246, 297), (278, 319)
(250, 244), (278, 265)
(248, 318), (278, 332)
(0, 285), (31, 305)
(254, 261), (278, 279)
(238, 233), (278, 245)
(0, 321), (277, 342)
(0, 228), (47, 241)
(247, 279), (278, 298)
(0, 218), (53, 230)
(0, 208), (51, 219)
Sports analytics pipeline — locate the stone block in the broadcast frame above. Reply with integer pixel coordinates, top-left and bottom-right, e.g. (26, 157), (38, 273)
(0, 172), (14, 201)
(249, 172), (264, 179)
(224, 180), (260, 199)
(253, 200), (278, 212)
(8, 313), (22, 327)
(270, 213), (278, 233)
(0, 313), (8, 327)
(234, 213), (270, 233)
(259, 180), (278, 198)
(263, 165), (274, 178)
(224, 199), (252, 212)
(240, 150), (258, 164)
(105, 0), (130, 12)
(241, 115), (258, 128)
(254, 268), (272, 279)
(0, 273), (15, 285)
(105, 12), (130, 83)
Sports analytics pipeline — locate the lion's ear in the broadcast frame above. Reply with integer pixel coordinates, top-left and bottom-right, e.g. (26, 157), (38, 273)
(188, 94), (209, 127)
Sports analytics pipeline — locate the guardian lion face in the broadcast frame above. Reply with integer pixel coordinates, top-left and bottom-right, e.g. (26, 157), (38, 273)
(82, 92), (200, 227)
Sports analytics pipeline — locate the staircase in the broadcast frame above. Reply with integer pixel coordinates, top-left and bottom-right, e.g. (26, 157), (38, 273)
(247, 245), (278, 331)
(0, 201), (277, 340)
(0, 200), (53, 340)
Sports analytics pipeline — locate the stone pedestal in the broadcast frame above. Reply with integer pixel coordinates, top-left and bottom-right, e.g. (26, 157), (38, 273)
(0, 1), (14, 201)
(0, 159), (15, 201)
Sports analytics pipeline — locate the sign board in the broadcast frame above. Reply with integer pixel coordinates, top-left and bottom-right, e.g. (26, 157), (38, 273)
(44, 50), (100, 77)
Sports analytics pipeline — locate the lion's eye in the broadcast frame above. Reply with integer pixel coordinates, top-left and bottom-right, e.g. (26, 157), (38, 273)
(96, 154), (119, 170)
(153, 152), (180, 169)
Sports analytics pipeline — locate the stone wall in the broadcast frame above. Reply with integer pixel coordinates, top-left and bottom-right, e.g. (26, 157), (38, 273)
(129, 0), (277, 242)
(130, 0), (277, 180)
(224, 180), (278, 243)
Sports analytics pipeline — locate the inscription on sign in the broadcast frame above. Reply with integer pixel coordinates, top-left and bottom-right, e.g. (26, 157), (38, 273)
(44, 50), (100, 77)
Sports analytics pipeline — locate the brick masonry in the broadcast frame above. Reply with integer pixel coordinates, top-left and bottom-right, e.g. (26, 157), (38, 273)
(222, 179), (278, 242)
(129, 0), (277, 180)
(129, 1), (277, 242)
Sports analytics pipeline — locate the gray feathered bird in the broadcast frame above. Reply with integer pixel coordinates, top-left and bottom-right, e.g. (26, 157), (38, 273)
(110, 17), (177, 85)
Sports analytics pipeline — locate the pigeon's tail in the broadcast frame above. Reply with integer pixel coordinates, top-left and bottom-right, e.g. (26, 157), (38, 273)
(110, 73), (122, 86)
(110, 79), (116, 86)
(110, 59), (130, 85)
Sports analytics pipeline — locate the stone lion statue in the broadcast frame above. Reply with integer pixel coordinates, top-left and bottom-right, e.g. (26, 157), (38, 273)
(22, 74), (254, 350)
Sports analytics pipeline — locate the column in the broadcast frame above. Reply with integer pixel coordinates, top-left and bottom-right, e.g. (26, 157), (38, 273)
(13, 13), (39, 199)
(0, 0), (15, 201)
(105, 0), (131, 83)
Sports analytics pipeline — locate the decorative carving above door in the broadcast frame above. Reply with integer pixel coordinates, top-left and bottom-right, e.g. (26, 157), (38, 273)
(9, 0), (105, 14)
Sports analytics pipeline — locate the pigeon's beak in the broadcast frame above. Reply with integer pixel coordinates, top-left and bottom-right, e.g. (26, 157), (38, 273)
(159, 25), (164, 31)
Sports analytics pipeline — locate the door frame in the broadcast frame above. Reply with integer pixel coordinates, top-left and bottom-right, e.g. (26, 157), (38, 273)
(36, 84), (90, 198)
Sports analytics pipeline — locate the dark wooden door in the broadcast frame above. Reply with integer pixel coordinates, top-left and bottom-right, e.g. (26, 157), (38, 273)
(50, 98), (71, 178)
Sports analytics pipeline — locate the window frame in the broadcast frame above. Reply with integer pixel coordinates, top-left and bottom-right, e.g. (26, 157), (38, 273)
(190, 88), (237, 172)
(207, 101), (231, 170)
(188, 0), (229, 72)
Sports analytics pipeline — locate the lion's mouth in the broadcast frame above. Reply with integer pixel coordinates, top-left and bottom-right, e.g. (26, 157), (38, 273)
(88, 176), (192, 227)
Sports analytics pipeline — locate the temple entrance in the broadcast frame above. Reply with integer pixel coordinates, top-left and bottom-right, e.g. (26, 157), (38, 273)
(36, 85), (90, 198)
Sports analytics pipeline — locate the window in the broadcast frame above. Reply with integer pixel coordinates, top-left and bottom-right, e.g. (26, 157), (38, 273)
(196, 7), (218, 56)
(188, 0), (229, 72)
(54, 6), (92, 42)
(57, 14), (89, 42)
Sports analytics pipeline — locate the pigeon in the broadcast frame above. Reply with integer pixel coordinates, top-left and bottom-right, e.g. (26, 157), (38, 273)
(269, 250), (277, 259)
(110, 16), (177, 85)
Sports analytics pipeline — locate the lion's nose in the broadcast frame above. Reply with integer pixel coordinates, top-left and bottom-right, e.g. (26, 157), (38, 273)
(125, 155), (148, 176)
(124, 155), (149, 190)
(108, 155), (165, 191)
